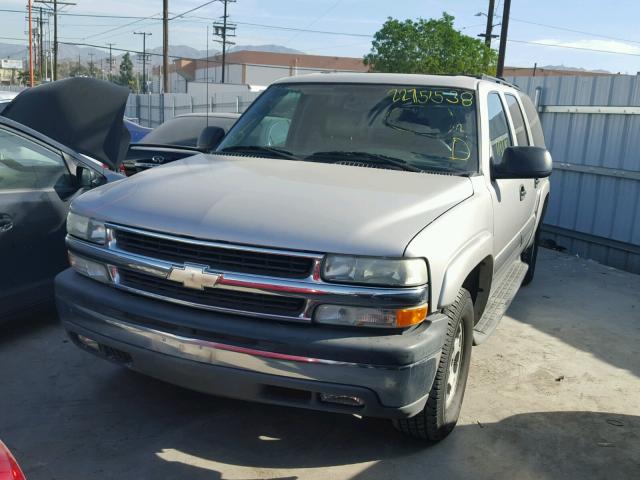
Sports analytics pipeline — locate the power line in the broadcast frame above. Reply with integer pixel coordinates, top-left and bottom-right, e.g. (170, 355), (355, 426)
(170, 0), (219, 21)
(509, 17), (640, 46)
(508, 38), (640, 57)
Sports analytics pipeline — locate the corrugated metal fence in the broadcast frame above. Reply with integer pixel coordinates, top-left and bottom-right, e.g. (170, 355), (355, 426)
(125, 91), (260, 128)
(509, 75), (640, 274)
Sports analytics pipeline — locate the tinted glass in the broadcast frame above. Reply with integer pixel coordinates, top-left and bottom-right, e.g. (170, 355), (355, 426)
(0, 127), (69, 190)
(518, 92), (546, 147)
(487, 93), (512, 162)
(143, 115), (237, 147)
(505, 94), (529, 146)
(219, 83), (479, 174)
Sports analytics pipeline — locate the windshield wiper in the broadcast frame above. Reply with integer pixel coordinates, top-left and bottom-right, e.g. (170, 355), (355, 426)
(219, 145), (299, 160)
(306, 151), (423, 172)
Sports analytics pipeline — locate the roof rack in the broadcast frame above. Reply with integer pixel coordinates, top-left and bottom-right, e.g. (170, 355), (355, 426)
(479, 74), (520, 90)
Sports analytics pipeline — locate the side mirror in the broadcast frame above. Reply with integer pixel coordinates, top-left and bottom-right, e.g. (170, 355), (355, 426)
(197, 126), (226, 152)
(493, 146), (553, 179)
(77, 165), (105, 189)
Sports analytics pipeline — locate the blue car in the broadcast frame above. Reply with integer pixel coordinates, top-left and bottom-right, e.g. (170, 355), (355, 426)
(124, 117), (152, 143)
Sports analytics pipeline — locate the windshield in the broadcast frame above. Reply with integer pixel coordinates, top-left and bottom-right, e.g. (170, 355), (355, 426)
(217, 83), (478, 174)
(143, 115), (237, 147)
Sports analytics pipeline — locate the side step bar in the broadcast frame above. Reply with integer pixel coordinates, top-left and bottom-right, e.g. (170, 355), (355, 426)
(473, 260), (529, 345)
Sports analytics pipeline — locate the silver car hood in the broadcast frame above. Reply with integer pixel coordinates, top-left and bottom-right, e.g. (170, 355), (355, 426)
(74, 155), (474, 256)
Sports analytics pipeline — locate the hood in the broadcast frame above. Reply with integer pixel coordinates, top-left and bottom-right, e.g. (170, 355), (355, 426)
(74, 155), (474, 256)
(1, 78), (130, 168)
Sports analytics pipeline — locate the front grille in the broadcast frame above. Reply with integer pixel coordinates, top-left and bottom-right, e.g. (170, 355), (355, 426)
(115, 229), (314, 279)
(119, 269), (306, 316)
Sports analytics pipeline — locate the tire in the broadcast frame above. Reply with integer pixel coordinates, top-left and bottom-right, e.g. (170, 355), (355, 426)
(393, 288), (474, 442)
(522, 199), (548, 286)
(521, 235), (539, 286)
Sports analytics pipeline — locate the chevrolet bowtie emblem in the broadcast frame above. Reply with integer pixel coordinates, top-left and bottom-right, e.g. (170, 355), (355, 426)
(167, 264), (221, 290)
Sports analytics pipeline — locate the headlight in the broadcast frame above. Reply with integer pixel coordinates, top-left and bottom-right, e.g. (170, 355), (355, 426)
(67, 212), (106, 244)
(314, 304), (428, 328)
(68, 252), (112, 284)
(322, 255), (427, 287)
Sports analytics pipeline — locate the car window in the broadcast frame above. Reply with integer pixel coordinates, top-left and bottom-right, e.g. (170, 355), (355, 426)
(487, 93), (512, 162)
(142, 116), (238, 147)
(505, 94), (529, 146)
(219, 84), (479, 174)
(0, 127), (70, 190)
(518, 92), (546, 147)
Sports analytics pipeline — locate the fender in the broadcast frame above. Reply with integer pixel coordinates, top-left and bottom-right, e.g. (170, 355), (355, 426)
(438, 230), (493, 308)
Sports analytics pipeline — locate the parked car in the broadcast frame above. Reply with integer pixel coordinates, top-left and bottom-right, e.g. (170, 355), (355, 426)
(121, 112), (240, 175)
(0, 440), (26, 480)
(0, 78), (128, 321)
(124, 117), (152, 143)
(56, 73), (551, 442)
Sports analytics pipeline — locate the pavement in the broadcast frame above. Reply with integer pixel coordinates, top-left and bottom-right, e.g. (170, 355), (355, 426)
(1, 249), (639, 480)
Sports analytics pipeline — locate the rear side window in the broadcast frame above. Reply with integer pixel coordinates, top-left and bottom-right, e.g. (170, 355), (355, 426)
(505, 94), (529, 146)
(487, 93), (512, 162)
(518, 92), (546, 147)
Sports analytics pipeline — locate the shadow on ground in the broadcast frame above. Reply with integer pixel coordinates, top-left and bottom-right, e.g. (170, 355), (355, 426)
(508, 249), (640, 378)
(8, 366), (639, 480)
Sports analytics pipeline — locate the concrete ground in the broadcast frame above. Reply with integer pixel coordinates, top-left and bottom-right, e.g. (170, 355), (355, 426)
(1, 249), (639, 480)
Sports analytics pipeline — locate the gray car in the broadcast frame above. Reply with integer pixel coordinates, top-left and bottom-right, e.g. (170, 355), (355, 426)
(56, 73), (551, 442)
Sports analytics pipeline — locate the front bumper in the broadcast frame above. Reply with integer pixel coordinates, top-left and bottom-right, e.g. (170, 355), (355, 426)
(56, 269), (449, 418)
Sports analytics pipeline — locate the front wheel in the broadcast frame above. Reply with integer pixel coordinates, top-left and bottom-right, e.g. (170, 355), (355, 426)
(393, 288), (474, 442)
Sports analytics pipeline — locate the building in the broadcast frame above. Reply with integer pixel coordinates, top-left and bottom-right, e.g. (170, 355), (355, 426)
(152, 50), (368, 93)
(0, 59), (24, 86)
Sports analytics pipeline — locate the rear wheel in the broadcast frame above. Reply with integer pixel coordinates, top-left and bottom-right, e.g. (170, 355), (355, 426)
(393, 288), (474, 442)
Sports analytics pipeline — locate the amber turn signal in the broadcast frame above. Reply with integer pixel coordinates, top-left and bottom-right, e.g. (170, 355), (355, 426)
(395, 304), (428, 327)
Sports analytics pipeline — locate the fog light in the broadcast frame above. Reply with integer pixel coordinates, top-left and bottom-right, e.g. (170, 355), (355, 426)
(314, 304), (427, 328)
(319, 393), (365, 407)
(68, 252), (112, 284)
(77, 334), (100, 351)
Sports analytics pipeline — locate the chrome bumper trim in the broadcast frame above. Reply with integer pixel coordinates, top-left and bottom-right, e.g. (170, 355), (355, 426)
(68, 305), (436, 393)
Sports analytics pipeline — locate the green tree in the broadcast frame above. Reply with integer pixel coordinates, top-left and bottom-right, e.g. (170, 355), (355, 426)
(364, 13), (497, 76)
(118, 52), (135, 89)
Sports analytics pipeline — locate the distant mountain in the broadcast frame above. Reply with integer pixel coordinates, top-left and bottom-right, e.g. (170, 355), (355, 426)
(0, 41), (306, 73)
(229, 44), (304, 54)
(540, 64), (611, 74)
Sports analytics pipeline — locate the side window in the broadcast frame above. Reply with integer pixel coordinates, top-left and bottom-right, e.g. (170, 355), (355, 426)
(518, 92), (546, 147)
(487, 93), (512, 162)
(505, 94), (529, 146)
(0, 128), (70, 190)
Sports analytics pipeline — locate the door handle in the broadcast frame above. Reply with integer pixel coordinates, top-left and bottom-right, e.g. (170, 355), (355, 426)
(519, 185), (527, 201)
(0, 214), (13, 233)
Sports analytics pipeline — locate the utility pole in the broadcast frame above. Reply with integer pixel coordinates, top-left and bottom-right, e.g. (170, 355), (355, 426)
(479, 0), (496, 48)
(496, 0), (511, 77)
(163, 0), (169, 92)
(28, 0), (34, 86)
(212, 0), (236, 84)
(88, 52), (94, 77)
(134, 31), (152, 93)
(38, 7), (44, 83)
(77, 53), (80, 74)
(35, 1), (76, 81)
(106, 43), (115, 81)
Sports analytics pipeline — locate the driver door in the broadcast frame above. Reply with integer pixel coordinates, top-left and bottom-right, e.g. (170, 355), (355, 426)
(0, 126), (76, 318)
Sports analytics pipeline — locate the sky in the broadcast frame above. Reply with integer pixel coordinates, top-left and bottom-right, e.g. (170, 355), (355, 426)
(2, 0), (640, 73)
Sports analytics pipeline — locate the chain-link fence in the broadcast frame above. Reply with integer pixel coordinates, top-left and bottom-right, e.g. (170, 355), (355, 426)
(125, 91), (260, 127)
